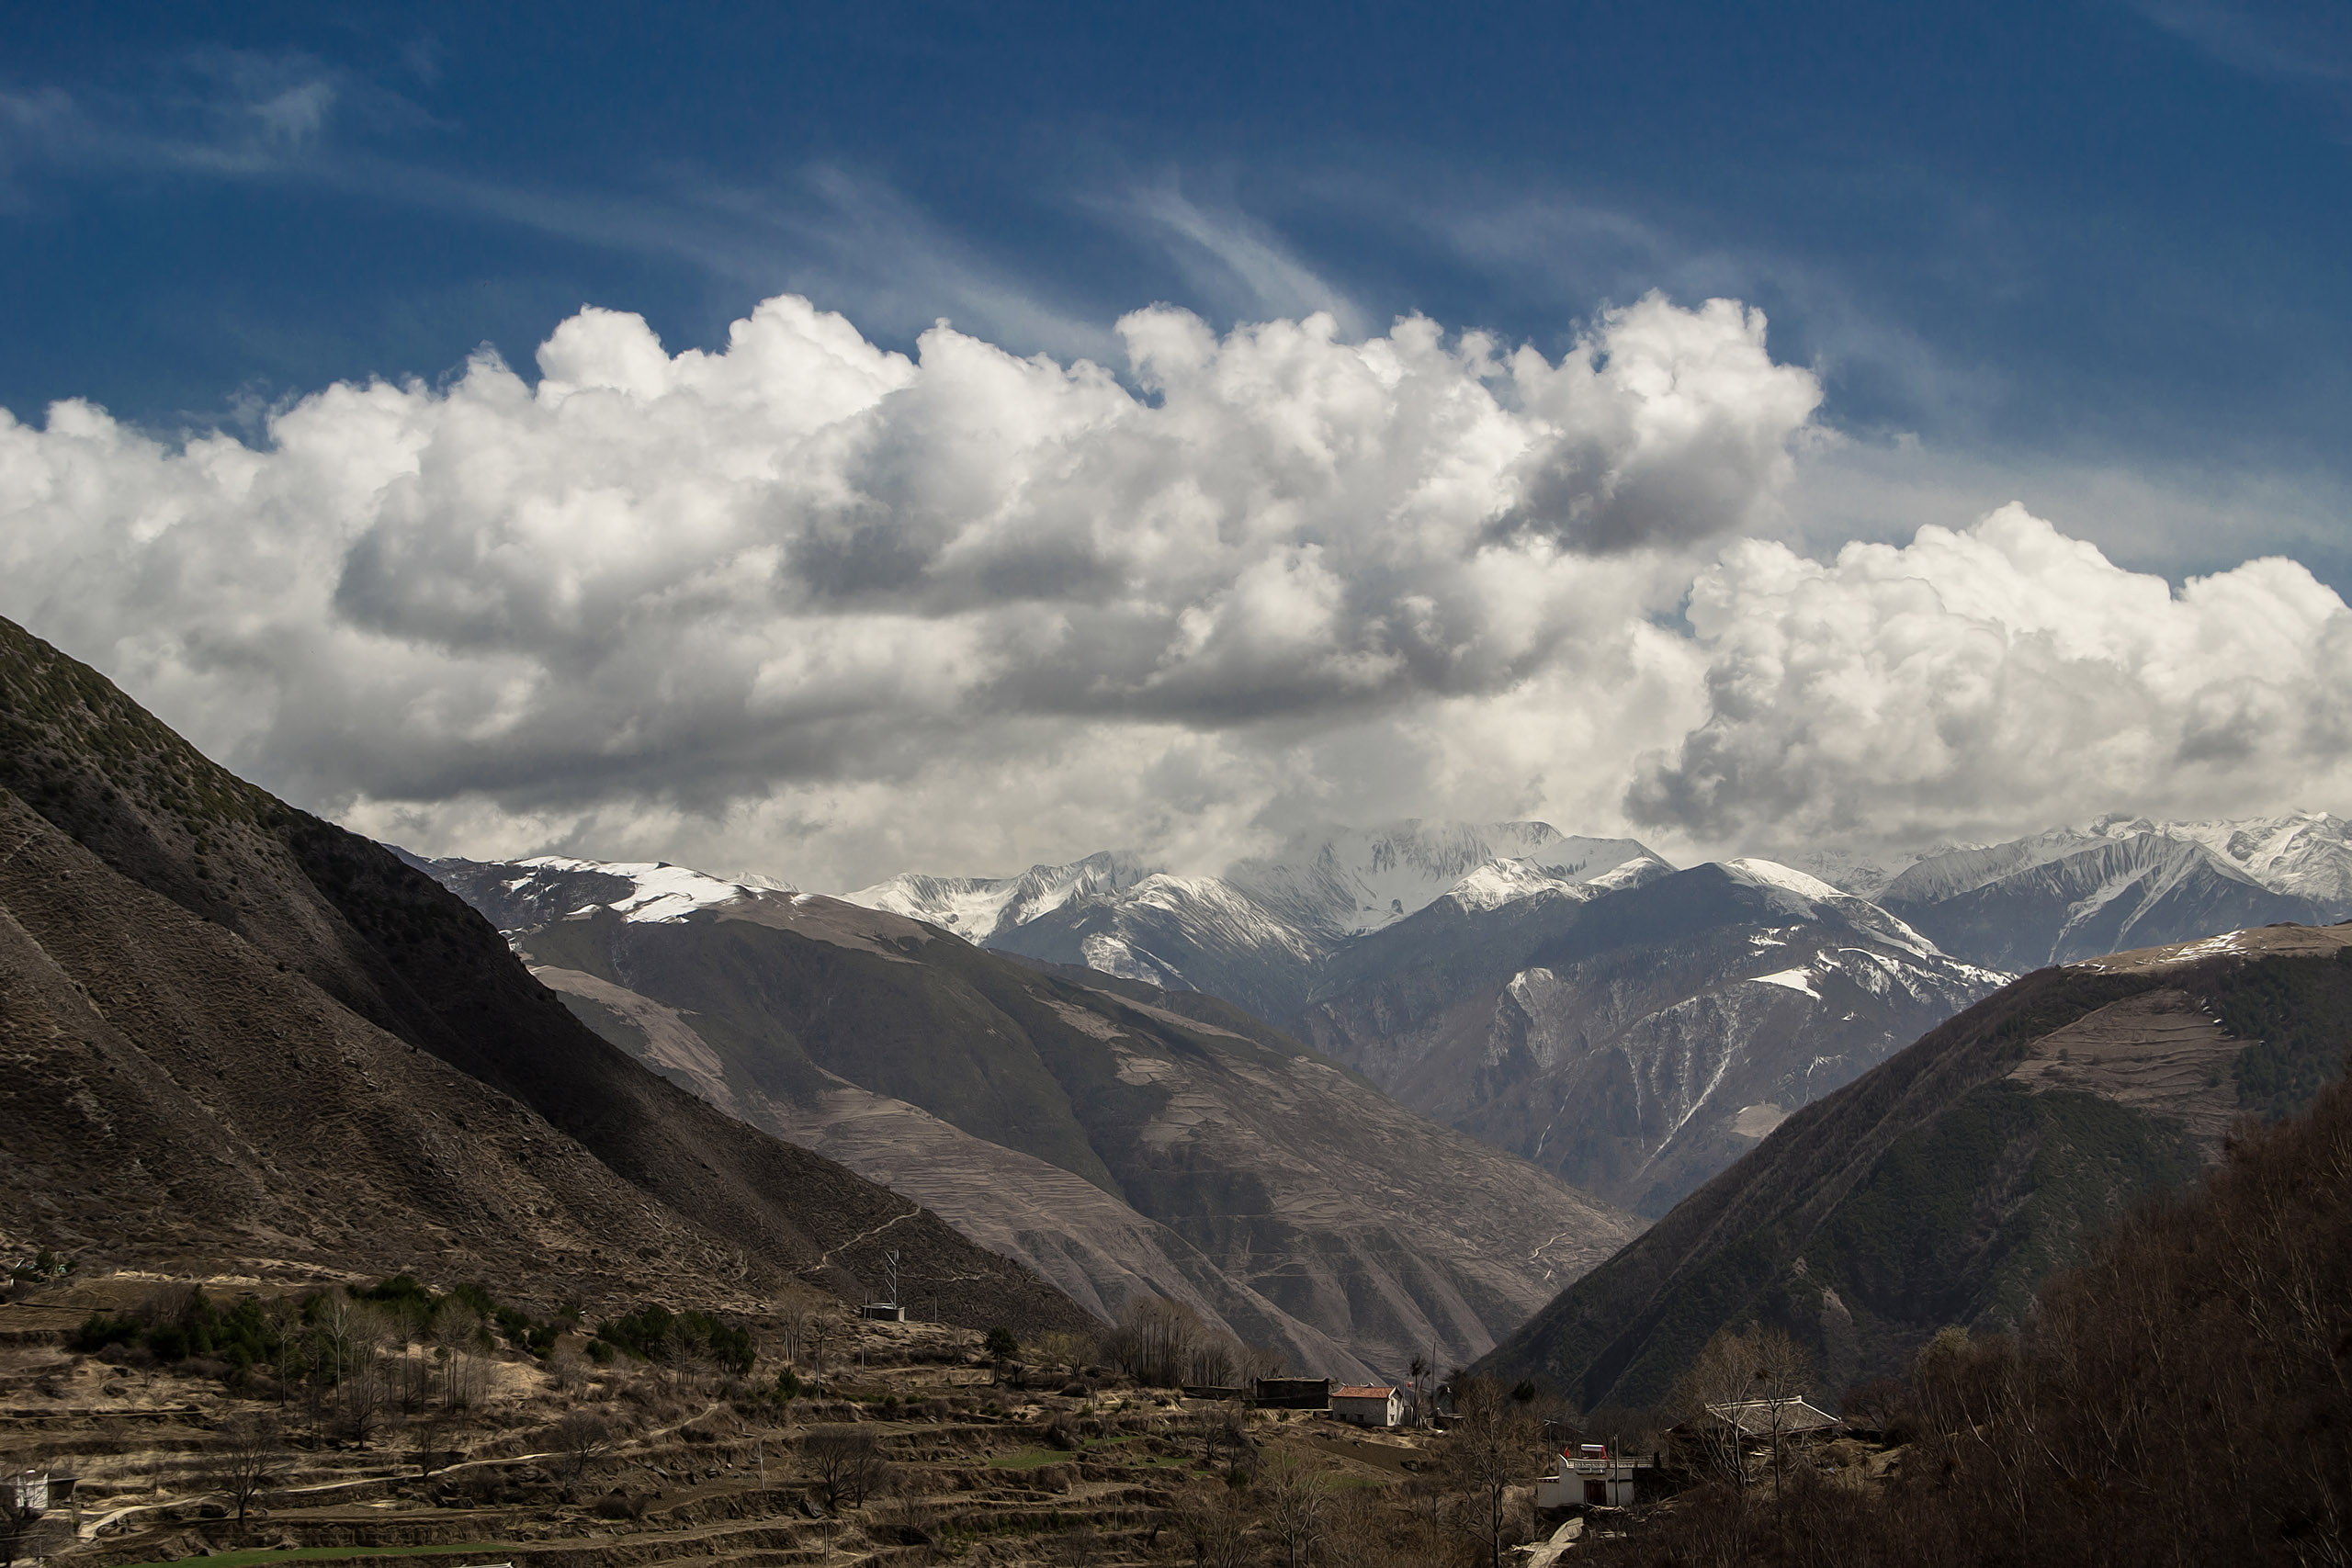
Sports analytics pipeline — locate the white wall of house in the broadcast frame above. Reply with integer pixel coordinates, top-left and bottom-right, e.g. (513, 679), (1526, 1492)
(1330, 1390), (1402, 1427)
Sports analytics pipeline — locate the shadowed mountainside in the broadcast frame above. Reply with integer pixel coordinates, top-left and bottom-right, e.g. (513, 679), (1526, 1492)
(1471, 922), (2352, 1409)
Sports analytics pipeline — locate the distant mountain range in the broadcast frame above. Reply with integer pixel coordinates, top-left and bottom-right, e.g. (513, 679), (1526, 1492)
(837, 812), (2352, 1216)
(1473, 921), (2352, 1408)
(1300, 858), (2005, 1215)
(849, 824), (1661, 1031)
(416, 853), (1640, 1382)
(1874, 816), (2352, 969)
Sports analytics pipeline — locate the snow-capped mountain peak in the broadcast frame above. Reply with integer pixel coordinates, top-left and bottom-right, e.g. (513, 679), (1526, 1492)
(842, 850), (1154, 942)
(1441, 849), (1676, 914)
(402, 853), (798, 938)
(1227, 820), (1662, 938)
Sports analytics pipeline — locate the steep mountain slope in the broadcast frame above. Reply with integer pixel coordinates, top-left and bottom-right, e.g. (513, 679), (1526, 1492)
(0, 616), (1089, 1334)
(1303, 860), (2007, 1216)
(1883, 829), (2335, 969)
(424, 855), (1642, 1379)
(1473, 922), (2352, 1409)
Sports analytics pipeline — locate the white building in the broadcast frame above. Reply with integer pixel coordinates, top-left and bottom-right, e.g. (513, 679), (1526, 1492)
(1329, 1384), (1403, 1427)
(1536, 1445), (1640, 1509)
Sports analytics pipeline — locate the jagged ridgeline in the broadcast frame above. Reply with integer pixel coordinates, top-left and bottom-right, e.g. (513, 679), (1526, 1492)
(1472, 923), (2352, 1409)
(0, 615), (1091, 1334)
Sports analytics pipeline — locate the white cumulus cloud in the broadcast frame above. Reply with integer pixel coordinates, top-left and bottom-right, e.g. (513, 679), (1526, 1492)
(1629, 504), (2352, 848)
(0, 288), (2345, 886)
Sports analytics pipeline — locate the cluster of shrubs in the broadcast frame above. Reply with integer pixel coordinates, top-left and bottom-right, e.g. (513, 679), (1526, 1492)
(356, 1275), (569, 1357)
(71, 1274), (574, 1371)
(70, 1272), (762, 1393)
(76, 1288), (306, 1370)
(593, 1303), (754, 1374)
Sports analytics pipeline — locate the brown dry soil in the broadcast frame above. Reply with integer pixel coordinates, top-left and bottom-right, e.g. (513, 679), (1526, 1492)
(2004, 987), (2243, 1152)
(0, 1279), (1450, 1568)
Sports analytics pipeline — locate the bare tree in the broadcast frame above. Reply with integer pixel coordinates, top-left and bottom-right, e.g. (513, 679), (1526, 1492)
(209, 1413), (283, 1528)
(308, 1296), (388, 1385)
(441, 1347), (489, 1412)
(1032, 1329), (1098, 1373)
(775, 1302), (803, 1368)
(338, 1352), (389, 1446)
(408, 1409), (454, 1478)
(1667, 1323), (1814, 1494)
(1258, 1450), (1329, 1568)
(1188, 1332), (1235, 1389)
(1443, 1378), (1538, 1568)
(1173, 1480), (1251, 1568)
(802, 1309), (840, 1386)
(1748, 1325), (1813, 1501)
(1195, 1401), (1254, 1472)
(801, 1426), (888, 1510)
(1104, 1295), (1205, 1387)
(548, 1410), (611, 1484)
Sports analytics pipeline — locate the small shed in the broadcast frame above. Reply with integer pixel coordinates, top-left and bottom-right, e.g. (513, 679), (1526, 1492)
(1330, 1384), (1403, 1427)
(1253, 1376), (1332, 1410)
(857, 1303), (906, 1322)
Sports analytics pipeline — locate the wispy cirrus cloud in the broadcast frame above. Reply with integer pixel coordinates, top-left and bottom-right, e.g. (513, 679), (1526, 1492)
(1113, 184), (1365, 333)
(2130, 0), (2352, 85)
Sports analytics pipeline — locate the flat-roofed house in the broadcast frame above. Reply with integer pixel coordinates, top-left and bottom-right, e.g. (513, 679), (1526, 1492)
(1536, 1444), (1642, 1508)
(1330, 1384), (1403, 1427)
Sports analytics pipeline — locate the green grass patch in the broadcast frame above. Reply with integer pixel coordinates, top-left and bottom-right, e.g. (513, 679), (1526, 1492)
(985, 1434), (1136, 1468)
(109, 1544), (512, 1568)
(986, 1448), (1067, 1470)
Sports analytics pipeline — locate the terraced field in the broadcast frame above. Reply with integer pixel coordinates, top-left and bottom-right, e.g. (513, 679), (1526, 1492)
(0, 1275), (1453, 1568)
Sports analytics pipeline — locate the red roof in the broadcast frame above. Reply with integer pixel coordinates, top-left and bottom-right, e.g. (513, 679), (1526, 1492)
(1332, 1385), (1398, 1399)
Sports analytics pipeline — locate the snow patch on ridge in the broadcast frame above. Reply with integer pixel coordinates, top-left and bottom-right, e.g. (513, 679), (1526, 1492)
(519, 855), (792, 923)
(1721, 858), (1849, 902)
(1747, 966), (1821, 998)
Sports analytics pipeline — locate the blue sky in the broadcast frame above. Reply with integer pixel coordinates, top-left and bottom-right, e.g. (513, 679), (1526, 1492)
(6, 2), (2348, 561)
(5, 1), (2351, 879)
